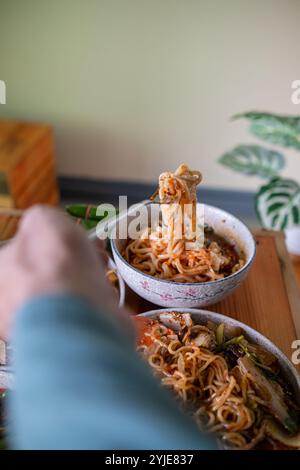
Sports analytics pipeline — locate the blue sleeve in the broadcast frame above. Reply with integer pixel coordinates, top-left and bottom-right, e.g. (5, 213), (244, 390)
(8, 295), (218, 450)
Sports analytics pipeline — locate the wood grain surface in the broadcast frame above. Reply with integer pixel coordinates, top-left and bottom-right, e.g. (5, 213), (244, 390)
(126, 231), (300, 372)
(291, 255), (300, 288)
(0, 119), (59, 208)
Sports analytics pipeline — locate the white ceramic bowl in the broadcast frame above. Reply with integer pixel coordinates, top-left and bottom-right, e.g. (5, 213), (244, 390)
(111, 203), (256, 308)
(107, 257), (125, 308)
(138, 308), (300, 400)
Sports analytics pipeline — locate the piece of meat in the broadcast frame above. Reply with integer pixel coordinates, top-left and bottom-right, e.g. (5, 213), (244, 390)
(238, 356), (297, 433)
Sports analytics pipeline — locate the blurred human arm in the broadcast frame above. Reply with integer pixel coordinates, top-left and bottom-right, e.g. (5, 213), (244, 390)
(0, 206), (217, 449)
(10, 293), (218, 449)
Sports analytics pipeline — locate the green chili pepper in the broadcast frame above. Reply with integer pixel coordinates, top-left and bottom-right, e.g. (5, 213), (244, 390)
(65, 205), (109, 221)
(68, 216), (98, 231)
(78, 218), (99, 230)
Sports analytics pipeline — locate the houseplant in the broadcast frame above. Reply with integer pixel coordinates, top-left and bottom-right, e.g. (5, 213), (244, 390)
(219, 112), (300, 255)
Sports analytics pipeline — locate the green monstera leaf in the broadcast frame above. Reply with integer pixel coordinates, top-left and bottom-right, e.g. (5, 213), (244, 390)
(255, 177), (300, 230)
(233, 112), (300, 150)
(219, 144), (285, 178)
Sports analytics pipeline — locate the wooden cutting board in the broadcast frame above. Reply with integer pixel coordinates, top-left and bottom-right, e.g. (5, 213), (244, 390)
(126, 230), (300, 373)
(292, 255), (300, 289)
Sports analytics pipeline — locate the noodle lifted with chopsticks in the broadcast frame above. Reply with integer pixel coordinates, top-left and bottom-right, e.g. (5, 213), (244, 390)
(124, 164), (244, 282)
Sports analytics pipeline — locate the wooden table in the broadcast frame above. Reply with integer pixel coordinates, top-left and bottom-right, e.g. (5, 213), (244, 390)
(127, 230), (300, 373)
(292, 256), (300, 288)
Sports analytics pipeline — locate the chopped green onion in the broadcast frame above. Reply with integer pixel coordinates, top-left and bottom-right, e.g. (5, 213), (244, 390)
(216, 323), (224, 346)
(216, 335), (245, 352)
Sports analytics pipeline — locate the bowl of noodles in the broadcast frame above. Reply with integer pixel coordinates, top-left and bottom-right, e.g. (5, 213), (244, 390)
(135, 308), (300, 450)
(111, 164), (255, 307)
(111, 202), (256, 307)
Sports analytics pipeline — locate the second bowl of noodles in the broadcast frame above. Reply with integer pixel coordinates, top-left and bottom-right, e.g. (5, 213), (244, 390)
(135, 308), (300, 449)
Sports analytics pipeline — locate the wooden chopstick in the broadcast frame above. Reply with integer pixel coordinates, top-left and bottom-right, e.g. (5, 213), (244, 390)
(0, 208), (24, 217)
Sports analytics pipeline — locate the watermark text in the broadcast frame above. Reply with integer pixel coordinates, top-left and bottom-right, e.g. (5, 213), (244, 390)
(0, 80), (6, 104)
(95, 196), (205, 250)
(291, 339), (300, 365)
(291, 80), (300, 104)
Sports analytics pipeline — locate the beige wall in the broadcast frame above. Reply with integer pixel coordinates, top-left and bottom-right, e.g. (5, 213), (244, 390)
(1, 0), (300, 190)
